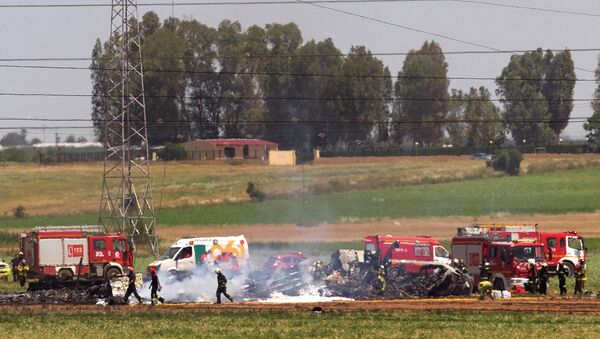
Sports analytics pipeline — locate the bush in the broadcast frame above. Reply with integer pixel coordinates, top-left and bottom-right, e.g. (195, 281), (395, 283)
(0, 148), (32, 162)
(33, 148), (62, 164)
(246, 182), (266, 202)
(13, 205), (26, 219)
(490, 149), (522, 176)
(157, 143), (186, 161)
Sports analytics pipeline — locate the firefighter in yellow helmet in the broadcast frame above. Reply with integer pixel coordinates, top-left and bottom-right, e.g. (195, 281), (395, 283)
(478, 279), (493, 300)
(574, 259), (587, 295)
(16, 259), (29, 287)
(375, 265), (387, 294)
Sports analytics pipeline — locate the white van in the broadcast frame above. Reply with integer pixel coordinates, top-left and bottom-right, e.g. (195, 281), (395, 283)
(148, 235), (249, 274)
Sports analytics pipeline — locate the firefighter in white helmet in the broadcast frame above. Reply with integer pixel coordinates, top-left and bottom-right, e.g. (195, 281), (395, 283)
(215, 267), (233, 303)
(479, 259), (490, 281)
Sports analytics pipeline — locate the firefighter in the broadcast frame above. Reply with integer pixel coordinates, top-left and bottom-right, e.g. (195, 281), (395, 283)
(537, 263), (549, 295)
(16, 259), (29, 287)
(312, 261), (324, 281)
(374, 265), (387, 294)
(479, 260), (490, 281)
(149, 267), (165, 305)
(478, 280), (493, 300)
(528, 260), (537, 294)
(557, 262), (568, 296)
(11, 253), (19, 282)
(459, 259), (469, 274)
(215, 267), (233, 304)
(123, 267), (143, 304)
(574, 259), (587, 295)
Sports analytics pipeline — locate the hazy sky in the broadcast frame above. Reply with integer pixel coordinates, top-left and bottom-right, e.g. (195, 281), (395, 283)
(1, 0), (599, 142)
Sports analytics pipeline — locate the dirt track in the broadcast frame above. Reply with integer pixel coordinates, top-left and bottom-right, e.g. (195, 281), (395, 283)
(157, 212), (600, 243)
(3, 297), (600, 313)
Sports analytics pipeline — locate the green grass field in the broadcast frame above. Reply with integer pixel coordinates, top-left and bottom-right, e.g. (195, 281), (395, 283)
(3, 167), (600, 228)
(0, 309), (599, 338)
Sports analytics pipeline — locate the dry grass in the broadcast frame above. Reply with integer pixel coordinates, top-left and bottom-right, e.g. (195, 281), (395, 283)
(1, 154), (599, 218)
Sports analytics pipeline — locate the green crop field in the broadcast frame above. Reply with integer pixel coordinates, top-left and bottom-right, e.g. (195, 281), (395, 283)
(1, 309), (599, 338)
(0, 154), (599, 222)
(3, 167), (600, 228)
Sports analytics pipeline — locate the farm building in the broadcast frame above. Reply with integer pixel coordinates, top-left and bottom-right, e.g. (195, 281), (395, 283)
(183, 139), (278, 161)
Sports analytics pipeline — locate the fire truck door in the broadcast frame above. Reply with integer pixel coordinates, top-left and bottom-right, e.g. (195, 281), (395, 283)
(489, 246), (499, 270)
(88, 236), (110, 263)
(499, 246), (510, 270)
(112, 238), (128, 266)
(546, 237), (557, 261)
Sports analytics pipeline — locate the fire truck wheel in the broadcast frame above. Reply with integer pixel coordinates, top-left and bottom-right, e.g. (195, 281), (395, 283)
(105, 267), (121, 279)
(564, 262), (575, 278)
(388, 267), (404, 279)
(492, 278), (506, 291)
(58, 269), (74, 281)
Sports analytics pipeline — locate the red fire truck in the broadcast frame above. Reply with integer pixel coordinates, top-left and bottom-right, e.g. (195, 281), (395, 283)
(20, 226), (133, 280)
(467, 224), (586, 276)
(364, 235), (451, 274)
(452, 226), (546, 291)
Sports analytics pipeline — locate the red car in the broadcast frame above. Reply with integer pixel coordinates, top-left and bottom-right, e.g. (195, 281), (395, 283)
(262, 252), (307, 273)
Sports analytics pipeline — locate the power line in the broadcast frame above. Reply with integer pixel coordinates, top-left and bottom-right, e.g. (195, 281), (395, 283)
(0, 1), (464, 9)
(0, 117), (595, 123)
(4, 0), (599, 18)
(450, 0), (600, 18)
(296, 0), (498, 51)
(0, 63), (587, 82)
(1, 0), (508, 51)
(575, 67), (596, 74)
(0, 48), (596, 62)
(0, 91), (593, 102)
(0, 117), (596, 131)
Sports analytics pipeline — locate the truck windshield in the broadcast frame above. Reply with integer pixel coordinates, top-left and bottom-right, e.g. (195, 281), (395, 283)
(160, 247), (181, 260)
(511, 246), (544, 261)
(568, 237), (584, 250)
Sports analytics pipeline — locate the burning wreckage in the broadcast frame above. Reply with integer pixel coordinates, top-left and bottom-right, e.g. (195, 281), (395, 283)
(243, 246), (473, 300)
(1, 235), (472, 305)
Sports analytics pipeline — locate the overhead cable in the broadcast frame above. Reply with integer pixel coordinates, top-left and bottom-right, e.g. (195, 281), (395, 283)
(0, 91), (592, 102)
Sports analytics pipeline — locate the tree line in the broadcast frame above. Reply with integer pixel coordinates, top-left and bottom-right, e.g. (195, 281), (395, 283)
(90, 12), (579, 151)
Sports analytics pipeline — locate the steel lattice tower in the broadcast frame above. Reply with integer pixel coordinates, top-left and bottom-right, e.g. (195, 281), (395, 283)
(99, 0), (159, 257)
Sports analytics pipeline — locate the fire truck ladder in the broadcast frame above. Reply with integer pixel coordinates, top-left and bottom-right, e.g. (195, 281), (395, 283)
(99, 0), (159, 258)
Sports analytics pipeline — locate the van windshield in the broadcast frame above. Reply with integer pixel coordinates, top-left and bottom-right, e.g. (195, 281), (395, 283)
(434, 246), (449, 258)
(160, 247), (181, 260)
(511, 246), (544, 261)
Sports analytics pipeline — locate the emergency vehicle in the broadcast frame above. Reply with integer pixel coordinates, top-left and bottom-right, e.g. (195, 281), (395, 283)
(452, 226), (547, 291)
(467, 224), (585, 276)
(20, 226), (133, 280)
(149, 235), (249, 275)
(364, 235), (451, 274)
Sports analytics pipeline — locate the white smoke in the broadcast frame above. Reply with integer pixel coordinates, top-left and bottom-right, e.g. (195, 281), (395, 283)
(139, 267), (249, 303)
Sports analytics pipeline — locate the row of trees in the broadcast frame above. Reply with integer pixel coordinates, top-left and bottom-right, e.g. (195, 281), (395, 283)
(90, 13), (578, 150)
(0, 129), (87, 147)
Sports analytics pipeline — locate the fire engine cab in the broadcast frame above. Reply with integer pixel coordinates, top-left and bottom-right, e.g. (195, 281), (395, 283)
(364, 235), (451, 274)
(20, 226), (133, 280)
(452, 225), (546, 291)
(462, 224), (585, 276)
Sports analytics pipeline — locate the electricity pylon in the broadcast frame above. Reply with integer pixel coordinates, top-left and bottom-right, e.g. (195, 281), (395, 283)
(99, 0), (159, 258)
